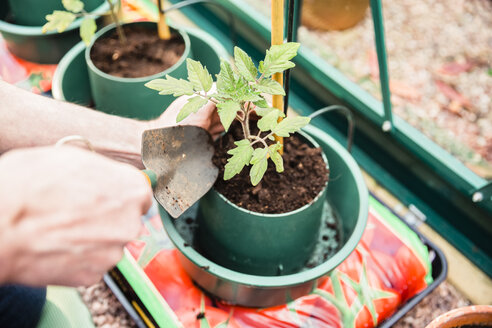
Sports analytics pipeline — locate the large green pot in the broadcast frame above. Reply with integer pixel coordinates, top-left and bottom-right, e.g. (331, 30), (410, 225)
(160, 123), (368, 307)
(52, 26), (228, 118)
(197, 131), (328, 276)
(0, 1), (108, 64)
(85, 21), (191, 120)
(7, 0), (103, 26)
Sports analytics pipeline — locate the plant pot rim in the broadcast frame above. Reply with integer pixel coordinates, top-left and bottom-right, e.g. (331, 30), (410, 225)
(161, 124), (368, 288)
(212, 130), (329, 218)
(84, 21), (191, 83)
(0, 1), (108, 36)
(425, 305), (492, 328)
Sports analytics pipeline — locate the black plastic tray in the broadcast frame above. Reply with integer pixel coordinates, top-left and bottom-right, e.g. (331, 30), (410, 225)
(106, 193), (448, 328)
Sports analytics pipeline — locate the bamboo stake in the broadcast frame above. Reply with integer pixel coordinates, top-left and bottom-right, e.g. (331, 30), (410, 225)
(157, 0), (171, 40)
(271, 0), (284, 154)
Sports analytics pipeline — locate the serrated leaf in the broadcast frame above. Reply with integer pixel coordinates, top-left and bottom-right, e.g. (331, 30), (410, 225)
(187, 59), (213, 92)
(42, 11), (76, 33)
(216, 59), (235, 92)
(234, 46), (258, 82)
(217, 101), (241, 132)
(257, 108), (283, 131)
(228, 77), (262, 103)
(145, 75), (195, 96)
(272, 116), (311, 137)
(254, 99), (269, 109)
(224, 140), (253, 180)
(250, 147), (268, 165)
(176, 96), (208, 122)
(269, 143), (284, 173)
(62, 0), (84, 12)
(250, 150), (268, 186)
(254, 79), (285, 95)
(80, 17), (96, 46)
(262, 42), (300, 77)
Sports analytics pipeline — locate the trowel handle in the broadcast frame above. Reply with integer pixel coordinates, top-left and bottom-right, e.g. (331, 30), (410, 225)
(141, 169), (157, 188)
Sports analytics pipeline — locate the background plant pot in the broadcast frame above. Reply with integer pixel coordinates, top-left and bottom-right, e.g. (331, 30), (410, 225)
(197, 131), (329, 276)
(160, 123), (368, 307)
(7, 0), (103, 26)
(52, 26), (227, 117)
(302, 0), (369, 31)
(85, 21), (191, 120)
(0, 1), (108, 64)
(425, 305), (492, 328)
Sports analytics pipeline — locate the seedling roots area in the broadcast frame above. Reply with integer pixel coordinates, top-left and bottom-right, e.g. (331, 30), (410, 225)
(90, 25), (185, 78)
(213, 122), (329, 214)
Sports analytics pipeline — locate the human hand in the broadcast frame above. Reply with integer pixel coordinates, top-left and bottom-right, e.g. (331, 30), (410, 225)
(148, 88), (224, 139)
(0, 146), (152, 287)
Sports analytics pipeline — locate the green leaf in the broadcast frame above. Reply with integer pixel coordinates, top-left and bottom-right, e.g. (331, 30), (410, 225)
(262, 42), (300, 77)
(186, 59), (213, 92)
(62, 0), (84, 12)
(224, 140), (253, 180)
(272, 116), (310, 137)
(269, 143), (284, 173)
(234, 46), (258, 82)
(253, 79), (285, 95)
(229, 78), (262, 103)
(42, 11), (76, 33)
(254, 99), (269, 109)
(250, 147), (268, 165)
(257, 108), (284, 131)
(217, 101), (241, 132)
(145, 75), (195, 96)
(80, 17), (96, 46)
(216, 59), (236, 92)
(176, 96), (208, 122)
(250, 148), (268, 186)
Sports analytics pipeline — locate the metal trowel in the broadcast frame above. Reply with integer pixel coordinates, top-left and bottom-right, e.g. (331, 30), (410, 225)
(141, 126), (218, 218)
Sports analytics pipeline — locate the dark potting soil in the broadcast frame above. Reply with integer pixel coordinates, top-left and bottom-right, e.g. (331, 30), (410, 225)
(89, 25), (185, 78)
(213, 121), (330, 214)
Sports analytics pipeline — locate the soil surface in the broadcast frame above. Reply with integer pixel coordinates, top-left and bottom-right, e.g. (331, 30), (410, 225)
(212, 121), (329, 214)
(90, 25), (185, 78)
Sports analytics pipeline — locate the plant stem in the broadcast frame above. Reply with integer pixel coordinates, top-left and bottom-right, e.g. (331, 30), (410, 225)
(193, 92), (218, 104)
(249, 135), (269, 148)
(244, 102), (252, 138)
(106, 0), (126, 45)
(240, 120), (249, 140)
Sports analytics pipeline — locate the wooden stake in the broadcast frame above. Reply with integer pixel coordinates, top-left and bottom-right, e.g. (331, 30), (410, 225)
(271, 0), (284, 154)
(157, 0), (171, 40)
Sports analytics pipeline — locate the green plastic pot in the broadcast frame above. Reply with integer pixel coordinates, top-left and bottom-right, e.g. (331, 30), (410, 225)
(85, 21), (191, 120)
(52, 26), (228, 117)
(160, 123), (368, 307)
(197, 131), (328, 276)
(7, 0), (103, 26)
(0, 1), (108, 64)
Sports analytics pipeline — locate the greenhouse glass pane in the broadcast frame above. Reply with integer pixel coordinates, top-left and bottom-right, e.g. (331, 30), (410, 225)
(241, 0), (492, 180)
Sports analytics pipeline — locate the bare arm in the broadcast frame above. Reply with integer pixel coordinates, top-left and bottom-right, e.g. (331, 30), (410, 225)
(0, 80), (223, 168)
(0, 80), (149, 167)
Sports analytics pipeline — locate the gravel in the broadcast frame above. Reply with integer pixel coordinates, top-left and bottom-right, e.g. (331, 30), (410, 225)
(242, 0), (492, 178)
(79, 279), (469, 327)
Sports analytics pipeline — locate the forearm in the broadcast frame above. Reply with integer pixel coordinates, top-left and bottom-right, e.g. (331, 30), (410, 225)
(0, 80), (149, 168)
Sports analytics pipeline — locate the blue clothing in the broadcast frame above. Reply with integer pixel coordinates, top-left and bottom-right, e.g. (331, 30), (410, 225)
(0, 285), (46, 328)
